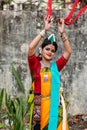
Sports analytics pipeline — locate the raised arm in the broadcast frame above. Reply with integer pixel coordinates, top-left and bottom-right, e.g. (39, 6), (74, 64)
(58, 19), (72, 60)
(28, 16), (52, 56)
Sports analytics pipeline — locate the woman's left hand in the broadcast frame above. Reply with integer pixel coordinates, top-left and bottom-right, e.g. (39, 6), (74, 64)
(58, 19), (65, 34)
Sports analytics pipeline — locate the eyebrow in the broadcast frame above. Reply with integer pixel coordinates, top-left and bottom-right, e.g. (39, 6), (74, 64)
(45, 47), (55, 52)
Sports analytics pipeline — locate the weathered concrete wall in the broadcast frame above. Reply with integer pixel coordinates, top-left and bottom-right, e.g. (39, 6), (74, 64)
(0, 9), (87, 115)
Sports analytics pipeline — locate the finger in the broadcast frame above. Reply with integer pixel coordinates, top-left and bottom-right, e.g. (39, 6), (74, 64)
(51, 18), (54, 23)
(62, 19), (64, 24)
(61, 19), (65, 26)
(47, 15), (50, 21)
(62, 19), (65, 28)
(58, 19), (62, 25)
(45, 15), (49, 20)
(45, 16), (47, 20)
(47, 16), (52, 23)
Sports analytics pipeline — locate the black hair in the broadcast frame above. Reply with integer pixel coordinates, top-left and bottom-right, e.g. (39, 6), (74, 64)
(41, 38), (58, 52)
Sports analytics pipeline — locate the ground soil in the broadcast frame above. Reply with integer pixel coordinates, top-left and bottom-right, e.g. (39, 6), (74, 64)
(69, 114), (87, 130)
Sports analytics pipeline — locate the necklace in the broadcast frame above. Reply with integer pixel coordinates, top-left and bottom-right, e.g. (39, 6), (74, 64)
(41, 61), (51, 68)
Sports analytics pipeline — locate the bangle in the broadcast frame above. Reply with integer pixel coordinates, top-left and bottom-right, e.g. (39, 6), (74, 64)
(62, 37), (68, 42)
(60, 32), (65, 37)
(40, 30), (46, 38)
(62, 38), (68, 42)
(60, 32), (68, 42)
(60, 32), (66, 38)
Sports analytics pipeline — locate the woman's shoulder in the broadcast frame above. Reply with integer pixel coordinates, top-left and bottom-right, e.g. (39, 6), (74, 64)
(56, 55), (68, 71)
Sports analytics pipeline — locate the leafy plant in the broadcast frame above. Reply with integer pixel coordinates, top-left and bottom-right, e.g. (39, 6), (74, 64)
(0, 88), (4, 110)
(12, 66), (25, 93)
(0, 123), (6, 129)
(5, 93), (28, 130)
(0, 64), (32, 130)
(3, 0), (13, 4)
(85, 0), (87, 5)
(28, 89), (34, 130)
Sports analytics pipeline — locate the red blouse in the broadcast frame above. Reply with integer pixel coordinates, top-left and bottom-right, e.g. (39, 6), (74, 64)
(28, 54), (67, 73)
(28, 54), (68, 93)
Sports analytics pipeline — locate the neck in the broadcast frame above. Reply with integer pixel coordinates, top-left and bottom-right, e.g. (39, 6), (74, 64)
(41, 60), (51, 68)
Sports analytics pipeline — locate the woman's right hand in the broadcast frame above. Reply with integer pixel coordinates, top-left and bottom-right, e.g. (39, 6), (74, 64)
(44, 15), (52, 32)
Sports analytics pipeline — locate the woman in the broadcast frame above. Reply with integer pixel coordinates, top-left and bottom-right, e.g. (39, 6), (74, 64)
(28, 16), (72, 130)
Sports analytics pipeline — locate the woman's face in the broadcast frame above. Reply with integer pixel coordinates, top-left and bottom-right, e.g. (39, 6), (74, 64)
(41, 44), (55, 61)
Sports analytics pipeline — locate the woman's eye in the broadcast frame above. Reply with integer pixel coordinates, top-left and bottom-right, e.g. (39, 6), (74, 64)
(45, 48), (55, 53)
(51, 50), (55, 53)
(45, 48), (50, 51)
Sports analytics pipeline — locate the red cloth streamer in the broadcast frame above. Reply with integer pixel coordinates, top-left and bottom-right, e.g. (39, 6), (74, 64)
(46, 0), (87, 25)
(65, 5), (87, 25)
(65, 0), (79, 22)
(64, 0), (87, 25)
(46, 0), (52, 18)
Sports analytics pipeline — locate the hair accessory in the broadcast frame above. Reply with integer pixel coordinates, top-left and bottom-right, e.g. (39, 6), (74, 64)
(48, 34), (55, 43)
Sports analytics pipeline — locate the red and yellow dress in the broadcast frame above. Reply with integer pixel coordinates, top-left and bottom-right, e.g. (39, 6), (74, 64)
(28, 54), (69, 130)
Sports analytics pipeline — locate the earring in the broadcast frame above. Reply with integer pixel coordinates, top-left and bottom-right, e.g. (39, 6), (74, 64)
(39, 47), (42, 56)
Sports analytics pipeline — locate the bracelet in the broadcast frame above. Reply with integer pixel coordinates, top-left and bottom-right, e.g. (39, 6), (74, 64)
(62, 36), (68, 41)
(60, 32), (65, 37)
(40, 30), (46, 38)
(60, 32), (68, 42)
(62, 38), (68, 42)
(61, 32), (67, 38)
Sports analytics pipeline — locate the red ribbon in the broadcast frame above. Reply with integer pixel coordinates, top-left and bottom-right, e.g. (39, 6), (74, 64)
(64, 0), (87, 25)
(46, 0), (87, 25)
(46, 0), (52, 18)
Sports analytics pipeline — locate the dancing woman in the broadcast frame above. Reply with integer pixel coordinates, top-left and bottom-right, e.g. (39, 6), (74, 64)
(28, 16), (72, 130)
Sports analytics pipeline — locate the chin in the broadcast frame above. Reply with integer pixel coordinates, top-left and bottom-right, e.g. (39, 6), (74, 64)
(42, 55), (53, 61)
(45, 57), (52, 61)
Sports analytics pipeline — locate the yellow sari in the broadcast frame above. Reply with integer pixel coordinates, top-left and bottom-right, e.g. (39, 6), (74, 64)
(40, 68), (69, 130)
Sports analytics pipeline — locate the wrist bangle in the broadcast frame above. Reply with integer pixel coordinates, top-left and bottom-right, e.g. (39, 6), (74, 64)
(40, 30), (46, 38)
(61, 32), (68, 42)
(62, 36), (68, 42)
(60, 32), (65, 37)
(62, 38), (68, 42)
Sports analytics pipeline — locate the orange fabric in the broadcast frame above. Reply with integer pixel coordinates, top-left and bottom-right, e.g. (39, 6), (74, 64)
(40, 70), (51, 130)
(40, 71), (51, 97)
(41, 98), (50, 130)
(57, 119), (69, 130)
(37, 70), (69, 130)
(32, 82), (34, 90)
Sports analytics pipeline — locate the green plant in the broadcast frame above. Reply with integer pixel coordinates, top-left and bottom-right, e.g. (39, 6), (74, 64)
(85, 0), (87, 4)
(0, 123), (6, 129)
(0, 88), (4, 110)
(28, 89), (34, 130)
(0, 65), (31, 130)
(5, 93), (28, 130)
(12, 66), (25, 93)
(3, 0), (13, 4)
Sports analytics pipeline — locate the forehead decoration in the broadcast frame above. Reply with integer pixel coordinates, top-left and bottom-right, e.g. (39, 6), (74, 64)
(48, 34), (55, 43)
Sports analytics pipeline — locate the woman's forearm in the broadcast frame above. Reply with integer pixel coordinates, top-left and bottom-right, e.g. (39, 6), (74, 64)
(61, 32), (72, 60)
(28, 29), (46, 56)
(28, 16), (52, 56)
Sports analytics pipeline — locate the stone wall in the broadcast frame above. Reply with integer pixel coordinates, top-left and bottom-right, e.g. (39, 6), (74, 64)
(0, 9), (87, 115)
